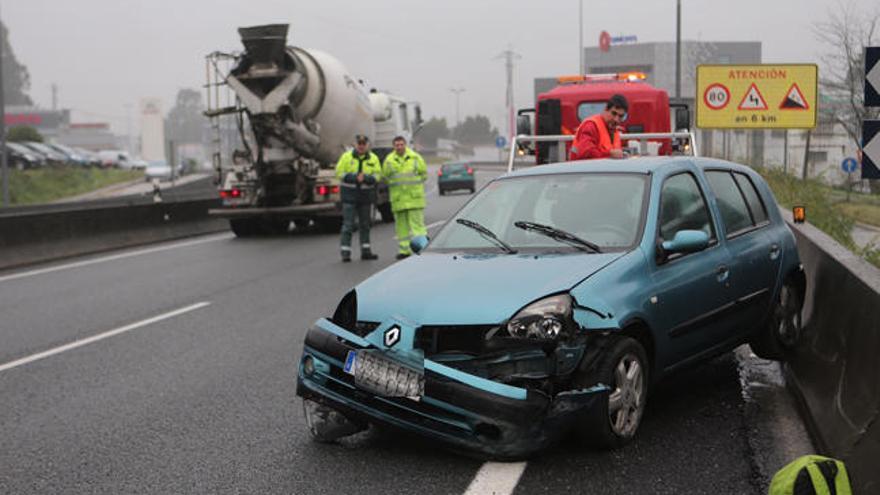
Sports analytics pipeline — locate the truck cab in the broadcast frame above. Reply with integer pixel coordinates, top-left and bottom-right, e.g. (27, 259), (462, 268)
(520, 73), (689, 163)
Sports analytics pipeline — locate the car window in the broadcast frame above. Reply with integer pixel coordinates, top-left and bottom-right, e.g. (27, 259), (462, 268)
(658, 173), (715, 242)
(430, 173), (647, 252)
(733, 173), (769, 225)
(705, 171), (754, 236)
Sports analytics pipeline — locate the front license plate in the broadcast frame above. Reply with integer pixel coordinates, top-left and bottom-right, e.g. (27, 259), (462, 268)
(344, 350), (424, 398)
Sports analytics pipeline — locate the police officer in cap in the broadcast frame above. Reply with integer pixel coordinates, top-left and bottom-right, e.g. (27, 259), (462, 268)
(335, 134), (382, 262)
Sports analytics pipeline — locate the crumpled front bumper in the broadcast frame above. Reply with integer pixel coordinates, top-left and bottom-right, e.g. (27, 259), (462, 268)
(296, 318), (607, 459)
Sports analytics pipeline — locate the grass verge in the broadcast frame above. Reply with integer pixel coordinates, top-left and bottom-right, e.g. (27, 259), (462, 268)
(7, 167), (142, 206)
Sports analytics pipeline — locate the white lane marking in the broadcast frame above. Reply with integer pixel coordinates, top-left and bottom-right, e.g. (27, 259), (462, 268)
(463, 461), (528, 495)
(0, 302), (211, 373)
(0, 234), (233, 284)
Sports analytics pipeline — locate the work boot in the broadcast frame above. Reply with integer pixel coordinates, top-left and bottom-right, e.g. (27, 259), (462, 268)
(361, 249), (378, 261)
(341, 249), (351, 263)
(395, 253), (410, 260)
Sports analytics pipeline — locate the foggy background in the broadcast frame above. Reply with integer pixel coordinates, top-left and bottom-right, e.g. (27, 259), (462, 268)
(3, 0), (876, 133)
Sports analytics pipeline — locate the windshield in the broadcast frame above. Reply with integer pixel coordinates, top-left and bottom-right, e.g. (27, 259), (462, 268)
(429, 173), (648, 253)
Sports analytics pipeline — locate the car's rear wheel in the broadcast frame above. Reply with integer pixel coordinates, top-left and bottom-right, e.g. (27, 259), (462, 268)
(749, 282), (803, 361)
(573, 336), (648, 450)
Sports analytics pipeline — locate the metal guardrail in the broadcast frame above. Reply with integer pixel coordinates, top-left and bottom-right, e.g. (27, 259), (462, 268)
(506, 131), (699, 172)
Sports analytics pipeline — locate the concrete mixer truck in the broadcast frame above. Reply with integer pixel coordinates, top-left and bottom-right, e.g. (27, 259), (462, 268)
(204, 24), (421, 236)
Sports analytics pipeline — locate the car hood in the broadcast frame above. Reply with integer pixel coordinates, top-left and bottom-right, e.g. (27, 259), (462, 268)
(355, 251), (624, 325)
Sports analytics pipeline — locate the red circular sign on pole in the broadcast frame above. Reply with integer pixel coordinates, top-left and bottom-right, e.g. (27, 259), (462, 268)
(703, 83), (731, 110)
(599, 31), (611, 52)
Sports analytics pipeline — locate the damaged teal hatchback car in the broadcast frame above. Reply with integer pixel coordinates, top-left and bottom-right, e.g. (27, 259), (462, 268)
(296, 157), (805, 458)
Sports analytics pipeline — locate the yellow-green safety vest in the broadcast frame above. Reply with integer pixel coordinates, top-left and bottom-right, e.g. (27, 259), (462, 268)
(335, 150), (382, 203)
(382, 148), (427, 212)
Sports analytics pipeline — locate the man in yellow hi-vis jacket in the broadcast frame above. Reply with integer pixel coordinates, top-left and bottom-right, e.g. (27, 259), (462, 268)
(335, 135), (382, 262)
(382, 136), (428, 259)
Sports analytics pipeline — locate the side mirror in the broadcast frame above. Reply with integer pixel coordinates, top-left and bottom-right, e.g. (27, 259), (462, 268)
(675, 107), (690, 131)
(516, 114), (532, 136)
(661, 230), (709, 254)
(409, 235), (429, 254)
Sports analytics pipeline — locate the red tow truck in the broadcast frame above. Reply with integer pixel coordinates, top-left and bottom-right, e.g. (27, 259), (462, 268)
(513, 72), (694, 168)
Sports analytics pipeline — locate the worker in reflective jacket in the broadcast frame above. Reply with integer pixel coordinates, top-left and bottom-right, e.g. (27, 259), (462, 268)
(335, 135), (382, 262)
(382, 136), (428, 259)
(569, 94), (627, 160)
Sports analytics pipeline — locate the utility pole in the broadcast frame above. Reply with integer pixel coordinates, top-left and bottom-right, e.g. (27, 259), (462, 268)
(496, 45), (521, 140)
(449, 87), (466, 127)
(675, 0), (681, 99)
(0, 3), (8, 208)
(125, 103), (133, 154)
(578, 0), (584, 75)
(51, 83), (58, 111)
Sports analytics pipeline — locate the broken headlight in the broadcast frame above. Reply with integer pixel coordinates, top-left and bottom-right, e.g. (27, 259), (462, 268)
(506, 294), (573, 340)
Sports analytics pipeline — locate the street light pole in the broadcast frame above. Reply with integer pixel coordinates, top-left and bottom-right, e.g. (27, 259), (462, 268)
(675, 0), (681, 99)
(0, 4), (8, 209)
(579, 0), (584, 75)
(449, 87), (466, 127)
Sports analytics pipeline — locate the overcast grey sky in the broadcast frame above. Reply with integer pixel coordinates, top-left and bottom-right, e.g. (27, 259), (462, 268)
(4, 0), (876, 134)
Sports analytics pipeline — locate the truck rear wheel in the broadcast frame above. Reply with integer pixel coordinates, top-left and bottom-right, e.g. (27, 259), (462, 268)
(229, 218), (261, 237)
(378, 202), (394, 223)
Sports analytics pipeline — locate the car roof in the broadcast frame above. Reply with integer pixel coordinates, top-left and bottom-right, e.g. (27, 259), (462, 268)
(504, 156), (757, 178)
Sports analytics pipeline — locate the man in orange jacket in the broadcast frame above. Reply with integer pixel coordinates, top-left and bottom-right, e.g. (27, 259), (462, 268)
(569, 94), (628, 160)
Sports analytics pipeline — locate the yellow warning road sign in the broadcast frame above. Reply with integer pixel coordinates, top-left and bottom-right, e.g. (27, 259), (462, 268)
(696, 64), (817, 129)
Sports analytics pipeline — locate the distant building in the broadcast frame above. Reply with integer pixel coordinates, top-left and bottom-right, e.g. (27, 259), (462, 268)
(535, 41), (761, 102)
(55, 123), (119, 151)
(4, 106), (71, 139)
(140, 98), (166, 162)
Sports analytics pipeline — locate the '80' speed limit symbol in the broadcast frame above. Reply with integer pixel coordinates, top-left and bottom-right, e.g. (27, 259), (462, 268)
(703, 83), (731, 110)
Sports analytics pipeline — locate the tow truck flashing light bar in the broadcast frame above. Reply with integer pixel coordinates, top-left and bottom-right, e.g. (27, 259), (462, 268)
(557, 72), (648, 84)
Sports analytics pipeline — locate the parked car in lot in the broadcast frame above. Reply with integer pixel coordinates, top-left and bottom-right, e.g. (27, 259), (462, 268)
(4, 142), (45, 169)
(22, 142), (68, 166)
(73, 148), (103, 167)
(297, 156), (805, 458)
(438, 161), (475, 195)
(46, 143), (90, 167)
(144, 160), (172, 182)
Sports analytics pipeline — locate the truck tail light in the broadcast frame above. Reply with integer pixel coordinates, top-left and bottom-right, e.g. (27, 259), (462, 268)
(220, 189), (242, 198)
(467, 167), (473, 174)
(315, 185), (339, 196)
(438, 170), (443, 176)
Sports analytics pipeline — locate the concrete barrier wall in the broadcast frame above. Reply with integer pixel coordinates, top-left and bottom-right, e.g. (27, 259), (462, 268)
(785, 216), (880, 493)
(0, 199), (227, 271)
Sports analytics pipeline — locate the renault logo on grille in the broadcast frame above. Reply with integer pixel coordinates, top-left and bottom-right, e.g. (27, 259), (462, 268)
(384, 325), (401, 347)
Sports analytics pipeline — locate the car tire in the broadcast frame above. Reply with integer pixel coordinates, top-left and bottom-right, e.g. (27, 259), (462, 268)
(469, 187), (475, 194)
(573, 336), (648, 450)
(438, 188), (445, 196)
(749, 282), (803, 361)
(303, 399), (366, 443)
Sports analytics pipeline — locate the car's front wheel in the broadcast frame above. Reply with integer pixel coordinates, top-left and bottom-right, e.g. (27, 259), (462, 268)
(749, 282), (803, 360)
(574, 336), (648, 450)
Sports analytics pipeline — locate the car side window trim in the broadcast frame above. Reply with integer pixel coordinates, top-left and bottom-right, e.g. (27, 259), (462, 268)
(704, 168), (770, 240)
(654, 171), (719, 265)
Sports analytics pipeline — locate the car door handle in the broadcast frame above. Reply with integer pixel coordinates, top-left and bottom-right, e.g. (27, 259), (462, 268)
(769, 244), (781, 260)
(716, 265), (730, 283)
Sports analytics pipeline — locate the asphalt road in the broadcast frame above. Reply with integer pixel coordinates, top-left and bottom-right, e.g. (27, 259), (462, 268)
(0, 165), (764, 494)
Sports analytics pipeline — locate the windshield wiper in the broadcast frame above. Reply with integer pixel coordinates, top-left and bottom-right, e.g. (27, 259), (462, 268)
(513, 221), (602, 253)
(455, 218), (518, 254)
